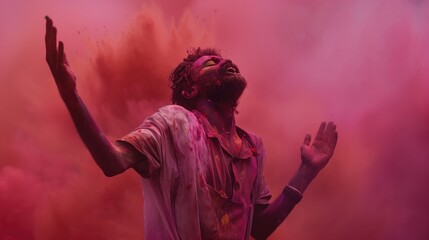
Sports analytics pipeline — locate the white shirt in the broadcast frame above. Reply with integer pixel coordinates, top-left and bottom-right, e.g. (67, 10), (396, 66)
(117, 105), (271, 239)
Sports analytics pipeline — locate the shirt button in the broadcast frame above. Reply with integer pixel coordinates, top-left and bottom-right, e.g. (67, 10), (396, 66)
(234, 182), (240, 190)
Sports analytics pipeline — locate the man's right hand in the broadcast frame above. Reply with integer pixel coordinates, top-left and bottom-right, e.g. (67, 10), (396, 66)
(45, 16), (77, 98)
(44, 16), (142, 177)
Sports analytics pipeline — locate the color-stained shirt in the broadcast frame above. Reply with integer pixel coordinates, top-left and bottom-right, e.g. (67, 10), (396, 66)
(117, 105), (271, 240)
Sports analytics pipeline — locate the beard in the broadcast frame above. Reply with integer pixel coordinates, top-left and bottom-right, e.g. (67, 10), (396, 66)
(197, 70), (247, 110)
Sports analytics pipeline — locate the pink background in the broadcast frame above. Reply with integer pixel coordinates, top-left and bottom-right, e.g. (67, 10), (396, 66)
(1, 0), (428, 239)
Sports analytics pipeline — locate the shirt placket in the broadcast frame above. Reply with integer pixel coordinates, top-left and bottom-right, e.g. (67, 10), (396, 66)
(230, 157), (243, 203)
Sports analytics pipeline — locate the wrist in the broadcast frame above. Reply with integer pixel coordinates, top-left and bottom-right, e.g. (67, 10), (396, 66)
(288, 164), (319, 194)
(60, 89), (78, 102)
(61, 90), (84, 114)
(298, 163), (320, 179)
(282, 185), (303, 204)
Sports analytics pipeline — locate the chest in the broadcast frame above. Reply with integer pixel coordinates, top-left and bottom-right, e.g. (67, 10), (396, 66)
(203, 138), (257, 205)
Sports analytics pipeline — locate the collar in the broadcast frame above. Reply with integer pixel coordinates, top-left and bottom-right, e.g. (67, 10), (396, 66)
(192, 110), (257, 159)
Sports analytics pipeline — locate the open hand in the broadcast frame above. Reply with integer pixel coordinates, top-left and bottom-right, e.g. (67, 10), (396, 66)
(301, 122), (338, 173)
(45, 16), (76, 97)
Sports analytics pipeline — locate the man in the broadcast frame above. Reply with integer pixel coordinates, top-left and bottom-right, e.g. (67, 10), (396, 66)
(45, 16), (338, 239)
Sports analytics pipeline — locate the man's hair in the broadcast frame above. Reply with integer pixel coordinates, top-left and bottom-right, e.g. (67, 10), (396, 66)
(169, 47), (221, 110)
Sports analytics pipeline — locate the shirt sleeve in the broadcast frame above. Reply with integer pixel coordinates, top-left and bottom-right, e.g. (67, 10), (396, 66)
(255, 177), (272, 205)
(253, 137), (272, 205)
(116, 112), (168, 178)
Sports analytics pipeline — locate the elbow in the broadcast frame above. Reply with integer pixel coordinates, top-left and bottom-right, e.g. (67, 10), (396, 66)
(251, 230), (270, 240)
(251, 221), (270, 240)
(251, 205), (272, 240)
(251, 214), (276, 240)
(95, 155), (128, 177)
(101, 165), (125, 177)
(103, 169), (118, 177)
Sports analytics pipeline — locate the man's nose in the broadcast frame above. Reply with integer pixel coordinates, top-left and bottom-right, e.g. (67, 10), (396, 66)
(220, 59), (238, 74)
(221, 59), (232, 65)
(219, 59), (233, 70)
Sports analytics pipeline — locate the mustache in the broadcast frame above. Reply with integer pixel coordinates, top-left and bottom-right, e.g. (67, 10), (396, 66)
(219, 60), (240, 74)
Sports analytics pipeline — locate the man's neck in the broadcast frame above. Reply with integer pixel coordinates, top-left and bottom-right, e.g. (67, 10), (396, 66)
(195, 99), (244, 157)
(195, 99), (237, 138)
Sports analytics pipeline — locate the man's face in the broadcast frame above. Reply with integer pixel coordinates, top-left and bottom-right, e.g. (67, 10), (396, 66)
(190, 55), (247, 108)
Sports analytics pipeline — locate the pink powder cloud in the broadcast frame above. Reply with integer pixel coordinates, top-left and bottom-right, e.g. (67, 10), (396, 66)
(0, 0), (428, 239)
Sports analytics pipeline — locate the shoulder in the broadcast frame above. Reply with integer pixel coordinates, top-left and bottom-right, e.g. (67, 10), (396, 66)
(157, 105), (194, 120)
(136, 105), (195, 131)
(156, 105), (200, 132)
(237, 127), (265, 154)
(237, 127), (263, 145)
(158, 104), (190, 114)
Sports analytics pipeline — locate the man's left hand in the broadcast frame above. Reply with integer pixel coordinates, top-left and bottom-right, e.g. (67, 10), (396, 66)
(300, 122), (338, 173)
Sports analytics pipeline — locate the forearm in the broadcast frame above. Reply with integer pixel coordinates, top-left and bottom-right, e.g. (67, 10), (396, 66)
(251, 164), (318, 239)
(252, 121), (337, 239)
(45, 17), (131, 176)
(61, 91), (127, 176)
(288, 164), (318, 193)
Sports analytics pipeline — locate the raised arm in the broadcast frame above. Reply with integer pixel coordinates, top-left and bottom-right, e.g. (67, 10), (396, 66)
(251, 122), (338, 239)
(45, 16), (141, 176)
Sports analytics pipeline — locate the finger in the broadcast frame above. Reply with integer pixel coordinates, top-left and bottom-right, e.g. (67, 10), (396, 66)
(45, 17), (55, 57)
(322, 122), (336, 142)
(58, 41), (67, 65)
(45, 16), (52, 43)
(52, 26), (57, 66)
(45, 16), (57, 70)
(45, 16), (53, 63)
(45, 16), (51, 43)
(328, 131), (338, 151)
(303, 134), (311, 146)
(315, 122), (326, 141)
